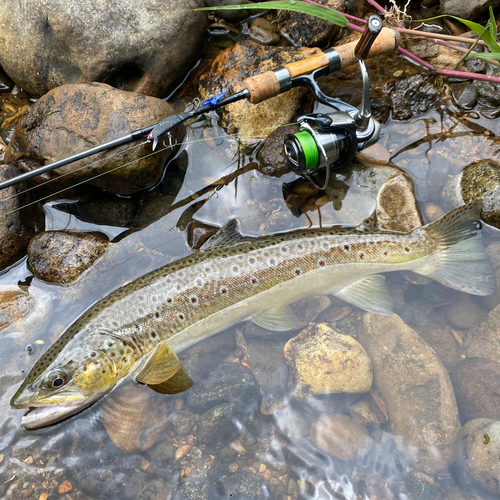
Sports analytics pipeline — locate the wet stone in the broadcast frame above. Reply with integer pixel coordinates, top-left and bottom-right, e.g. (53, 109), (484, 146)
(310, 414), (373, 461)
(256, 124), (298, 177)
(28, 231), (109, 285)
(284, 323), (373, 395)
(0, 164), (43, 271)
(376, 172), (423, 232)
(196, 403), (241, 445)
(199, 40), (316, 141)
(451, 83), (478, 109)
(451, 357), (500, 422)
(173, 477), (209, 500)
(359, 313), (461, 475)
(185, 358), (259, 411)
(350, 391), (388, 427)
(474, 68), (500, 107)
(208, 472), (265, 500)
(390, 75), (438, 121)
(416, 325), (461, 372)
(466, 304), (500, 363)
(171, 410), (195, 435)
(457, 418), (500, 495)
(5, 83), (182, 195)
(249, 17), (280, 45)
(148, 437), (176, 463)
(277, 0), (345, 47)
(445, 293), (487, 330)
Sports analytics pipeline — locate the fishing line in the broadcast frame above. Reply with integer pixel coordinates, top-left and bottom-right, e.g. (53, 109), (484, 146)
(0, 123), (298, 219)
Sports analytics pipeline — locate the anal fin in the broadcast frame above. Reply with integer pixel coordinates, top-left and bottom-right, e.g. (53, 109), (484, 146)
(251, 304), (304, 331)
(334, 275), (393, 315)
(148, 366), (193, 394)
(136, 342), (181, 385)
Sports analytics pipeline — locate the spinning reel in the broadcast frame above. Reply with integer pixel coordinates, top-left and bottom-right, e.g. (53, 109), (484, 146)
(283, 15), (383, 189)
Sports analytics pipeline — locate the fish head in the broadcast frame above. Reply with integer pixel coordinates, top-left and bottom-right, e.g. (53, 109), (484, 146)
(11, 332), (119, 429)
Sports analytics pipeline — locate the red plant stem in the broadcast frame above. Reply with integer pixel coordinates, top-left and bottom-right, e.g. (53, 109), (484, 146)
(365, 0), (387, 15)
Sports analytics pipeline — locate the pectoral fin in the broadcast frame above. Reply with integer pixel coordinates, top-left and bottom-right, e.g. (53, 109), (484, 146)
(334, 275), (393, 315)
(251, 304), (303, 331)
(136, 342), (181, 385)
(148, 366), (194, 394)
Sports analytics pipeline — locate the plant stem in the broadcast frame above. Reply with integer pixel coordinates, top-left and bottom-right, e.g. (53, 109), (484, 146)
(452, 21), (489, 70)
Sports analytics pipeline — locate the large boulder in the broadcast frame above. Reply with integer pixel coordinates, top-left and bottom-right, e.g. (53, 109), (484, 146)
(359, 313), (461, 475)
(5, 83), (183, 195)
(0, 0), (207, 98)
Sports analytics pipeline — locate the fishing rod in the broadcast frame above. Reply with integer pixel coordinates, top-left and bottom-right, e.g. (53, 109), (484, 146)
(0, 15), (399, 192)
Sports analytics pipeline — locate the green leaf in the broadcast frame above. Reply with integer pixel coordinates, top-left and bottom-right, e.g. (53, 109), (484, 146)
(452, 16), (500, 53)
(489, 6), (497, 40)
(196, 1), (348, 27)
(466, 51), (500, 61)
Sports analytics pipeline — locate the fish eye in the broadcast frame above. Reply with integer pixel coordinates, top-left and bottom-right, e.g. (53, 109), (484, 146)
(51, 376), (65, 388)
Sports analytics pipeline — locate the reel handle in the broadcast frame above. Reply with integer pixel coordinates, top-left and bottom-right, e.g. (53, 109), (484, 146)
(242, 26), (399, 104)
(355, 15), (383, 60)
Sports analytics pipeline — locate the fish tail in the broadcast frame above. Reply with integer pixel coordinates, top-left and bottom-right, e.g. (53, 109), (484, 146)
(414, 201), (495, 296)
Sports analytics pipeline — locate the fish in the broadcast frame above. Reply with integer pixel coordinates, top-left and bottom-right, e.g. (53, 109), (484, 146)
(11, 202), (495, 429)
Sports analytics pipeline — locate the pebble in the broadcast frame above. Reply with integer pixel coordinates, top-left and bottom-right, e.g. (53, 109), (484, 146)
(148, 437), (176, 463)
(309, 414), (373, 461)
(457, 418), (500, 494)
(171, 410), (195, 435)
(284, 323), (373, 395)
(446, 293), (488, 330)
(451, 357), (500, 422)
(57, 481), (72, 494)
(196, 403), (240, 445)
(175, 445), (191, 461)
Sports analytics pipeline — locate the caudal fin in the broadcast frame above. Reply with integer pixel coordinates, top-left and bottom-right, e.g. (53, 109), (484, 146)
(415, 202), (495, 296)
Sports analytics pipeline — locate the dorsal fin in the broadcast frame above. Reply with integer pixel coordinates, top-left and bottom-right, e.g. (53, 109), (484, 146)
(200, 219), (253, 250)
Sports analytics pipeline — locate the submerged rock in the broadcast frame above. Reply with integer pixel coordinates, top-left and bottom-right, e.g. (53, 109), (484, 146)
(457, 418), (500, 495)
(199, 40), (316, 141)
(5, 83), (182, 195)
(359, 313), (461, 475)
(390, 75), (438, 121)
(0, 164), (44, 271)
(309, 414), (373, 461)
(28, 231), (109, 285)
(451, 357), (500, 422)
(441, 159), (500, 229)
(0, 0), (207, 97)
(466, 304), (500, 363)
(277, 0), (345, 47)
(249, 17), (280, 45)
(196, 403), (240, 445)
(284, 323), (373, 396)
(350, 391), (389, 427)
(376, 173), (423, 232)
(257, 124), (298, 177)
(100, 382), (168, 453)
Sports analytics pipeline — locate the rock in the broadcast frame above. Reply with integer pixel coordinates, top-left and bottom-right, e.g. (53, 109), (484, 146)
(0, 164), (43, 271)
(466, 304), (500, 362)
(0, 0), (207, 98)
(245, 337), (289, 415)
(416, 325), (461, 371)
(350, 391), (389, 427)
(441, 159), (500, 229)
(173, 478), (209, 500)
(407, 37), (466, 71)
(185, 358), (258, 411)
(474, 68), (500, 107)
(376, 173), (423, 232)
(257, 124), (298, 177)
(444, 486), (489, 500)
(196, 403), (241, 445)
(179, 330), (235, 383)
(148, 437), (176, 462)
(390, 75), (438, 121)
(100, 382), (168, 453)
(309, 414), (373, 461)
(284, 323), (373, 395)
(277, 0), (345, 47)
(0, 285), (52, 343)
(249, 17), (280, 45)
(171, 410), (195, 435)
(208, 473), (264, 500)
(273, 404), (310, 443)
(457, 418), (500, 495)
(441, 0), (500, 22)
(482, 242), (500, 310)
(451, 357), (500, 422)
(445, 294), (488, 330)
(451, 83), (478, 109)
(5, 83), (182, 195)
(205, 0), (253, 23)
(198, 40), (316, 140)
(358, 313), (461, 475)
(28, 231), (109, 284)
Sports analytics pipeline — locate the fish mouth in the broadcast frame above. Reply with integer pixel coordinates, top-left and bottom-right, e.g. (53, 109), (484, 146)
(20, 398), (95, 430)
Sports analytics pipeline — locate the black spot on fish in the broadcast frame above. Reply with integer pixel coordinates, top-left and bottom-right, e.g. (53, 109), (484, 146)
(155, 312), (160, 318)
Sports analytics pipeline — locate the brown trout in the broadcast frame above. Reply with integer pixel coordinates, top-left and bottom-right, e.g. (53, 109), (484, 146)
(11, 203), (495, 429)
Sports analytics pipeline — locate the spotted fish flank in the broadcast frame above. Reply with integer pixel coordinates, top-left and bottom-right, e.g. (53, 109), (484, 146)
(11, 203), (495, 429)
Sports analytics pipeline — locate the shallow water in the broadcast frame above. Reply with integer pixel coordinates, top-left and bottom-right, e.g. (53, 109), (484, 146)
(1, 28), (500, 500)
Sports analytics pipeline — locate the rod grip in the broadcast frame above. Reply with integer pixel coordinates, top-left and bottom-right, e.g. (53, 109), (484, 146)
(336, 27), (400, 69)
(242, 71), (281, 104)
(284, 52), (330, 78)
